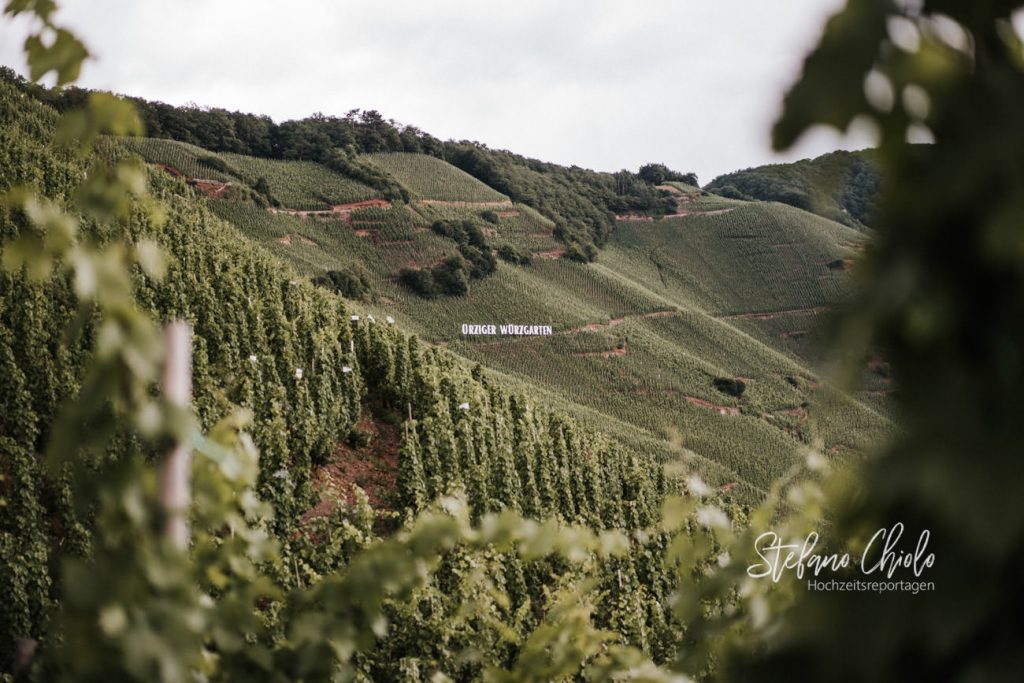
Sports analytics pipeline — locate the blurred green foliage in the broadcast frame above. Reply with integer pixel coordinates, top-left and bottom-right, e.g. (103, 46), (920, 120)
(725, 0), (1024, 679)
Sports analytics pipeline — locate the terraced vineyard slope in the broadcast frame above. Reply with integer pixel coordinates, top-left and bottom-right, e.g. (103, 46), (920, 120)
(132, 141), (893, 504)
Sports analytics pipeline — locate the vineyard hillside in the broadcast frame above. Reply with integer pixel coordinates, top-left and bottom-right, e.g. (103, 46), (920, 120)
(119, 140), (894, 503)
(363, 152), (510, 202)
(0, 82), (686, 673)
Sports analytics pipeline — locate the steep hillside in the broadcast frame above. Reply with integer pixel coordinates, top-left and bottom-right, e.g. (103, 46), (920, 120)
(0, 72), (892, 508)
(134, 141), (893, 503)
(363, 152), (509, 202)
(0, 81), (679, 673)
(706, 149), (881, 231)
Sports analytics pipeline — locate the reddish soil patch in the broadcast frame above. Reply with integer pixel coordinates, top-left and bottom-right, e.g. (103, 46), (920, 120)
(331, 198), (391, 212)
(829, 444), (862, 458)
(615, 213), (655, 222)
(781, 330), (809, 339)
(191, 179), (233, 198)
(305, 413), (400, 517)
(533, 249), (566, 260)
(150, 164), (230, 198)
(495, 210), (520, 218)
(684, 396), (740, 416)
(719, 481), (738, 492)
(563, 309), (676, 335)
(720, 306), (831, 321)
(270, 207), (328, 218)
(573, 347), (627, 359)
(275, 233), (318, 247)
(652, 186), (733, 218)
(154, 163), (185, 178)
(270, 199), (391, 220)
(418, 199), (513, 208)
(664, 208), (734, 218)
(354, 229), (371, 238)
(759, 405), (812, 440)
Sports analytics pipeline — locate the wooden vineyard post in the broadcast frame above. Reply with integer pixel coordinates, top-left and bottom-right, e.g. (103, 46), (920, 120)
(158, 321), (193, 550)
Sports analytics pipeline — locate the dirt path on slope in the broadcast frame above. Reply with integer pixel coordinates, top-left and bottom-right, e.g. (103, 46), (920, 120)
(684, 396), (740, 416)
(614, 184), (734, 221)
(572, 347), (628, 359)
(270, 198), (392, 220)
(565, 309), (677, 334)
(417, 199), (514, 208)
(719, 306), (831, 321)
(302, 414), (400, 518)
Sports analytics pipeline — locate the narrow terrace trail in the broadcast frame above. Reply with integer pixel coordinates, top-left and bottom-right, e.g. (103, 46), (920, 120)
(417, 199), (514, 208)
(614, 184), (734, 221)
(718, 306), (832, 321)
(464, 309), (680, 347)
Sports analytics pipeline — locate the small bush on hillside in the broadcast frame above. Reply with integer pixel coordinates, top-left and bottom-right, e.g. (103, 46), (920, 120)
(713, 377), (747, 397)
(432, 256), (470, 296)
(563, 244), (590, 263)
(347, 426), (374, 449)
(430, 219), (497, 278)
(398, 267), (438, 298)
(711, 185), (747, 200)
(312, 267), (373, 301)
(398, 255), (473, 298)
(497, 244), (532, 266)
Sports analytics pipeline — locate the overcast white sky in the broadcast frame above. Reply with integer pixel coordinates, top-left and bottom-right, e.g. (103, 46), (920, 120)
(1, 0), (872, 182)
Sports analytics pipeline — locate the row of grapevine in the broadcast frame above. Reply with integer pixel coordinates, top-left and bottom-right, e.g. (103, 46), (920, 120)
(118, 136), (237, 181)
(220, 151), (379, 209)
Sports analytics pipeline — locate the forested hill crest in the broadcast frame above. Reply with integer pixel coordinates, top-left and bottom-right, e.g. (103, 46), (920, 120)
(0, 67), (694, 258)
(706, 149), (881, 231)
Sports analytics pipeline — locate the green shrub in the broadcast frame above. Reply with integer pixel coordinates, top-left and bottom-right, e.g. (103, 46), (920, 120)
(312, 267), (373, 301)
(713, 377), (746, 397)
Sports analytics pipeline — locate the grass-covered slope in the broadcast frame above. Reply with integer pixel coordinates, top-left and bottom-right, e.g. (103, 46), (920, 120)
(706, 149), (880, 231)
